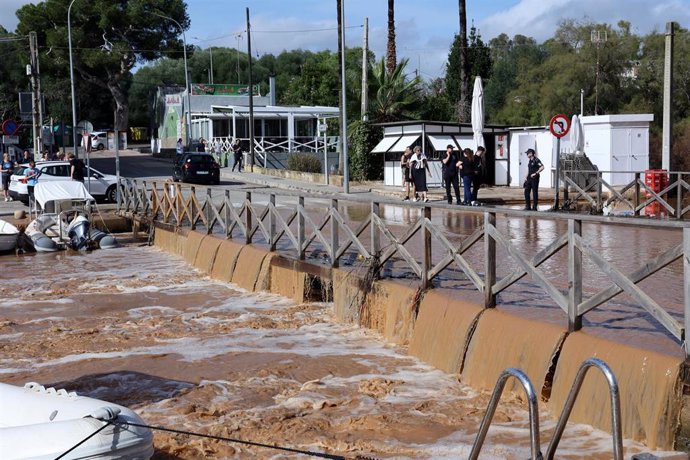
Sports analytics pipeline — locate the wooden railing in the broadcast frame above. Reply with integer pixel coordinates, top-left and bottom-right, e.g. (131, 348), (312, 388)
(562, 170), (690, 219)
(118, 179), (690, 356)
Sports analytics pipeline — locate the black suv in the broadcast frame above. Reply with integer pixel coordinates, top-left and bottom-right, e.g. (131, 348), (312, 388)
(173, 153), (221, 185)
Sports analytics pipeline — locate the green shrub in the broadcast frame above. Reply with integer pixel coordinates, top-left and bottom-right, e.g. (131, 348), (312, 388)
(349, 120), (384, 181)
(287, 153), (322, 173)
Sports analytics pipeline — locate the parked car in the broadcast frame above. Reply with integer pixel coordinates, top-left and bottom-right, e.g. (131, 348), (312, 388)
(90, 131), (107, 150)
(172, 153), (220, 185)
(9, 160), (119, 204)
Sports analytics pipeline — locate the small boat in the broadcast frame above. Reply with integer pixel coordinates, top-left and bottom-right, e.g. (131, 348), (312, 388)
(0, 218), (19, 253)
(26, 181), (117, 252)
(0, 381), (154, 460)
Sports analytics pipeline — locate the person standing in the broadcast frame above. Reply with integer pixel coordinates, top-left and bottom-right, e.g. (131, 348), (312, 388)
(25, 160), (40, 208)
(471, 146), (486, 205)
(176, 138), (184, 156)
(197, 138), (207, 153)
(22, 149), (32, 163)
(458, 148), (475, 205)
(410, 146), (430, 202)
(523, 148), (544, 210)
(68, 153), (86, 183)
(1, 153), (14, 202)
(442, 144), (461, 204)
(400, 146), (414, 200)
(231, 138), (243, 172)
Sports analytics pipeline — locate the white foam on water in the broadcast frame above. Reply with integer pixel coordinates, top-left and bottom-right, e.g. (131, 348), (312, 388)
(127, 306), (181, 318)
(0, 298), (74, 308)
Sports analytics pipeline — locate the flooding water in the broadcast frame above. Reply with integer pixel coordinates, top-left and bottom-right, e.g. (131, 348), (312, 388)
(0, 244), (681, 458)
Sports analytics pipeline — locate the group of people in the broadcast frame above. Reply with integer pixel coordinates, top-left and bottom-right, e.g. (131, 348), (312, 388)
(401, 145), (544, 210)
(0, 149), (87, 204)
(401, 145), (487, 206)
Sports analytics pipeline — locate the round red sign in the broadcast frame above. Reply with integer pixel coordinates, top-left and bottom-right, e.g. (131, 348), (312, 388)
(2, 119), (19, 136)
(549, 114), (571, 138)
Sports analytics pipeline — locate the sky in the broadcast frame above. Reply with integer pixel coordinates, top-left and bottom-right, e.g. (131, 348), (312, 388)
(1, 0), (689, 80)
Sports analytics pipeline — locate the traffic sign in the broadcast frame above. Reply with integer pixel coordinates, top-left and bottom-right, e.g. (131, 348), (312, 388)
(2, 135), (19, 145)
(549, 114), (570, 138)
(2, 119), (19, 136)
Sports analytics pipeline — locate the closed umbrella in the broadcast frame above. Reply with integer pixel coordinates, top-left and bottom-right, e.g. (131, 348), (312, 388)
(570, 114), (584, 154)
(471, 76), (485, 150)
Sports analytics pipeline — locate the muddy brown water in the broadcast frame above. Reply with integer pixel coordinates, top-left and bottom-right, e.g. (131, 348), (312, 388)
(0, 240), (683, 459)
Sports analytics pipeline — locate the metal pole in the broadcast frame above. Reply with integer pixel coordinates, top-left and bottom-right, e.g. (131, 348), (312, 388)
(361, 17), (369, 121)
(114, 111), (120, 208)
(152, 12), (190, 149)
(553, 136), (561, 210)
(209, 47), (214, 85)
(246, 7), (255, 172)
(339, 0), (350, 193)
(29, 32), (40, 157)
(68, 0), (79, 159)
(580, 88), (584, 116)
(662, 22), (675, 171)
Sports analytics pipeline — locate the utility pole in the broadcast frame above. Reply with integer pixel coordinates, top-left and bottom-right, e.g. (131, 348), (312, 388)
(591, 29), (607, 116)
(662, 22), (675, 171)
(340, 0), (349, 193)
(29, 31), (43, 156)
(361, 17), (369, 121)
(246, 7), (255, 171)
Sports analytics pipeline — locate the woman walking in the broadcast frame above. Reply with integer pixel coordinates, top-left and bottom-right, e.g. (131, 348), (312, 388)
(1, 153), (14, 202)
(410, 146), (430, 202)
(400, 147), (414, 200)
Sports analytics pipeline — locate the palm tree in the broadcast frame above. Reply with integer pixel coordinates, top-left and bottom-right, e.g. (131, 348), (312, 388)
(386, 0), (396, 75)
(370, 58), (421, 122)
(458, 0), (470, 122)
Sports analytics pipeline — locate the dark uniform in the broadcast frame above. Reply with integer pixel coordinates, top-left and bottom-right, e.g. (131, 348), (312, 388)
(524, 151), (543, 210)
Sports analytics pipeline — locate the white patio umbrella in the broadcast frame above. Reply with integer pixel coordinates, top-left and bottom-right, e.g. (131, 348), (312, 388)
(570, 114), (585, 154)
(471, 76), (485, 150)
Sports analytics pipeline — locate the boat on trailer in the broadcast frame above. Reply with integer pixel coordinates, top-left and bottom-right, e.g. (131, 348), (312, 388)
(26, 181), (117, 252)
(0, 381), (153, 459)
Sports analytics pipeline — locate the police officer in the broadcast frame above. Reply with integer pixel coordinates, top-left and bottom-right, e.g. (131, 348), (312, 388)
(524, 148), (544, 210)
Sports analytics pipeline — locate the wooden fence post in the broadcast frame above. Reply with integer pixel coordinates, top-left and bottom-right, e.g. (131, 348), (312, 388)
(421, 206), (431, 289)
(371, 201), (380, 258)
(568, 218), (583, 331)
(484, 211), (496, 308)
(224, 189), (231, 238)
(297, 196), (305, 260)
(269, 194), (276, 251)
(190, 186), (197, 230)
(676, 172), (682, 220)
(245, 191), (252, 244)
(683, 227), (690, 357)
(205, 188), (212, 234)
(331, 199), (339, 268)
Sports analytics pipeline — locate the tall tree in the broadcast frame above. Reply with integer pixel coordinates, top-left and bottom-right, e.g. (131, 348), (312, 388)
(16, 0), (190, 130)
(386, 0), (396, 75)
(457, 0), (470, 122)
(370, 58), (421, 122)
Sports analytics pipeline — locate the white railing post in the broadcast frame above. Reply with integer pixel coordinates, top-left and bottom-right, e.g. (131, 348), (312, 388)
(484, 211), (496, 308)
(331, 199), (339, 268)
(568, 219), (583, 331)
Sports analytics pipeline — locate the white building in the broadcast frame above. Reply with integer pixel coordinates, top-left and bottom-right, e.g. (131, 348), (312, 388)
(508, 114), (653, 187)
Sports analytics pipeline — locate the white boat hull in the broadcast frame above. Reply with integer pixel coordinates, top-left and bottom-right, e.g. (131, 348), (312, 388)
(0, 382), (153, 460)
(0, 219), (19, 253)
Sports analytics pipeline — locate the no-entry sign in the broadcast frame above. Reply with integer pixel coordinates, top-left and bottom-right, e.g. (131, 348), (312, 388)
(549, 114), (571, 138)
(1, 119), (19, 136)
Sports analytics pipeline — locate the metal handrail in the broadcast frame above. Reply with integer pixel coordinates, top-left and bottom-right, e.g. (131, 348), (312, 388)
(545, 358), (623, 460)
(469, 368), (542, 460)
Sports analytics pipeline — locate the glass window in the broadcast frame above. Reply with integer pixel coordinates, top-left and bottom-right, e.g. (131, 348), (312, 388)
(41, 165), (70, 177)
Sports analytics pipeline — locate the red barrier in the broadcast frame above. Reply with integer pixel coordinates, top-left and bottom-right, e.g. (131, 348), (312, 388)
(644, 169), (668, 216)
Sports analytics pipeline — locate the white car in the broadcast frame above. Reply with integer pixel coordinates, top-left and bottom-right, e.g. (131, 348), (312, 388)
(91, 131), (107, 150)
(9, 161), (118, 204)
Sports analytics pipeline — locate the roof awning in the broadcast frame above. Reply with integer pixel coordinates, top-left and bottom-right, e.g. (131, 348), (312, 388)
(389, 134), (420, 153)
(371, 136), (401, 153)
(427, 135), (458, 151)
(455, 136), (475, 150)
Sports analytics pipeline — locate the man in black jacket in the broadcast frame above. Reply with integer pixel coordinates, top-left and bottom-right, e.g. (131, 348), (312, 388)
(442, 145), (461, 204)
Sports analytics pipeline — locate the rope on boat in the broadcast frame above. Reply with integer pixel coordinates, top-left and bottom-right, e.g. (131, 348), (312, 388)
(56, 418), (380, 460)
(54, 420), (112, 460)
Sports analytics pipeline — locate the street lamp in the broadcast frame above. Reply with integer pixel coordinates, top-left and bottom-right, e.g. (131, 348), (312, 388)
(152, 11), (191, 148)
(67, 0), (78, 159)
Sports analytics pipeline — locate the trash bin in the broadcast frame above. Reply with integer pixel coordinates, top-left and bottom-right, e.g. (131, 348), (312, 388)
(644, 169), (668, 217)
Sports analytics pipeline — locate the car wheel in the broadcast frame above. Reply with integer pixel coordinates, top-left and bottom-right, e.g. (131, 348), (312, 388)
(105, 185), (117, 202)
(97, 144), (105, 151)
